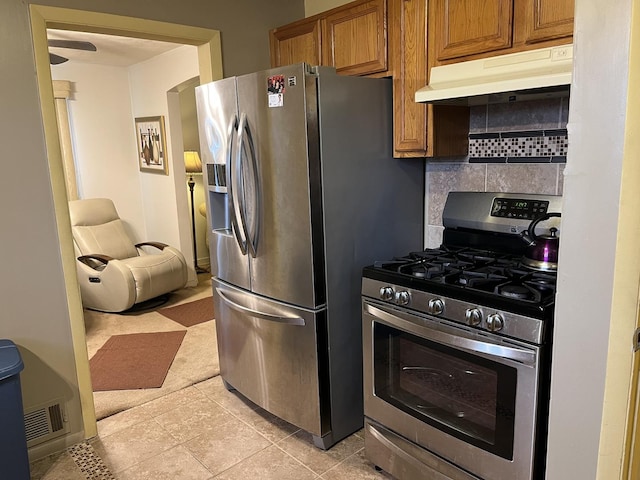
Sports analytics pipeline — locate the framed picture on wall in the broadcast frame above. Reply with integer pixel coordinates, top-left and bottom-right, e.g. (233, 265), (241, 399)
(135, 116), (168, 174)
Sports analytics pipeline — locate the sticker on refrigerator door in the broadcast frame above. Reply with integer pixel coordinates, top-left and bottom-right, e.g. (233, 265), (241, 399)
(267, 75), (285, 108)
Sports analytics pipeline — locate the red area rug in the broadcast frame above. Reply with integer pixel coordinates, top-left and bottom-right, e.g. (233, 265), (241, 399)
(90, 331), (186, 391)
(158, 296), (214, 327)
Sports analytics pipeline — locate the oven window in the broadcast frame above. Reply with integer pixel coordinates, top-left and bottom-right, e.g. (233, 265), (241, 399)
(373, 322), (517, 460)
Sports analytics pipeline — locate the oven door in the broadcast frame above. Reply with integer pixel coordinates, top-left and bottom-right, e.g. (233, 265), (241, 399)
(363, 299), (542, 480)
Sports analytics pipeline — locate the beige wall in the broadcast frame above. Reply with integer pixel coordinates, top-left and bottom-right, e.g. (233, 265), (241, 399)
(50, 61), (148, 240)
(129, 46), (200, 250)
(305, 0), (351, 16)
(0, 0), (303, 459)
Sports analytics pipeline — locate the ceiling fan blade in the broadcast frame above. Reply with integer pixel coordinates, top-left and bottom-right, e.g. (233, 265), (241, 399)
(47, 39), (97, 52)
(49, 52), (69, 65)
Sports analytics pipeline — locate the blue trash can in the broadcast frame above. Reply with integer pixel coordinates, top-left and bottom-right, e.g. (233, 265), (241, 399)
(0, 340), (30, 479)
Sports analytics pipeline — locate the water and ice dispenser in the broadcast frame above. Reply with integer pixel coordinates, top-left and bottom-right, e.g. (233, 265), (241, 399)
(205, 163), (229, 231)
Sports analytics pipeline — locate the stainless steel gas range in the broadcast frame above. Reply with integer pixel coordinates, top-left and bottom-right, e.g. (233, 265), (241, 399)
(362, 192), (562, 480)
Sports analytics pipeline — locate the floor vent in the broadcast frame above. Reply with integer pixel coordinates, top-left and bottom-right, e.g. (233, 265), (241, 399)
(24, 400), (67, 447)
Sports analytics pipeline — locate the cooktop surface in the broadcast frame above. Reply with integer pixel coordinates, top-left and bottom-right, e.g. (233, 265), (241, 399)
(363, 246), (557, 318)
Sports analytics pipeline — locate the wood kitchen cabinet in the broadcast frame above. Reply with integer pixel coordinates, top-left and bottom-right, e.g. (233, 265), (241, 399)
(516, 0), (575, 45)
(269, 0), (388, 77)
(269, 0), (470, 158)
(269, 17), (322, 68)
(322, 0), (388, 76)
(430, 0), (574, 65)
(391, 0), (469, 157)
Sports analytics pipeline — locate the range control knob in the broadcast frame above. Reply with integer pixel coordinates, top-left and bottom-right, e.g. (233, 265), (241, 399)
(486, 313), (504, 332)
(395, 290), (411, 306)
(427, 298), (445, 315)
(379, 286), (395, 301)
(465, 308), (483, 326)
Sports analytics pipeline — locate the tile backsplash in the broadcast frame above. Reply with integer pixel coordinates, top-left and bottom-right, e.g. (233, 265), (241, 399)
(470, 97), (569, 132)
(468, 129), (567, 163)
(425, 97), (567, 248)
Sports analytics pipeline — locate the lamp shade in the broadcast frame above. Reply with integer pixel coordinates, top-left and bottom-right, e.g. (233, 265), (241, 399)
(184, 151), (202, 174)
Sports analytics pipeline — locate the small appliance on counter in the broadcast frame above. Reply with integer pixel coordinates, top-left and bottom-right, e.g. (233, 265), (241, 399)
(520, 212), (562, 271)
(195, 63), (424, 449)
(362, 191), (562, 480)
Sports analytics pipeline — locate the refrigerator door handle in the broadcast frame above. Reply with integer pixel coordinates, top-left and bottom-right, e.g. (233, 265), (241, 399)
(236, 112), (260, 258)
(216, 287), (306, 326)
(227, 114), (248, 255)
(245, 115), (261, 258)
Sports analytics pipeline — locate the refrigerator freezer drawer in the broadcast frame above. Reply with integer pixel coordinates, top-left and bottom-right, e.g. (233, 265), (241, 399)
(213, 279), (326, 435)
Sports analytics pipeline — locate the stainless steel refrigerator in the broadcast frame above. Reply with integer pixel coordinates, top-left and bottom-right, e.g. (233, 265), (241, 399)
(195, 63), (423, 449)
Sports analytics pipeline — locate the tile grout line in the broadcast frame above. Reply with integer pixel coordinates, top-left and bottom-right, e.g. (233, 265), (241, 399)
(271, 441), (324, 477)
(318, 446), (367, 478)
(192, 384), (356, 478)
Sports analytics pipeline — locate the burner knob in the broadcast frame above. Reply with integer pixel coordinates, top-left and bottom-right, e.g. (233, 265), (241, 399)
(395, 290), (411, 306)
(428, 298), (444, 315)
(465, 308), (483, 326)
(486, 313), (504, 332)
(379, 286), (395, 301)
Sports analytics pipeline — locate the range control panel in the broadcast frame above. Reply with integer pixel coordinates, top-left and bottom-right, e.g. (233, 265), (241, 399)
(491, 198), (549, 220)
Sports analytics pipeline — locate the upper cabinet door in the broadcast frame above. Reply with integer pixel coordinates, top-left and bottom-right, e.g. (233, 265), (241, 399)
(517, 0), (574, 45)
(432, 0), (513, 62)
(321, 0), (388, 76)
(391, 0), (428, 155)
(269, 18), (322, 68)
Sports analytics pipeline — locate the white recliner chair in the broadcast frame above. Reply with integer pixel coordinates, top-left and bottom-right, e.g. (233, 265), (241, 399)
(69, 198), (188, 313)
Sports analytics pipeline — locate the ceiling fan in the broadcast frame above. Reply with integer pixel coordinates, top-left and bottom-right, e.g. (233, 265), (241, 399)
(48, 39), (97, 65)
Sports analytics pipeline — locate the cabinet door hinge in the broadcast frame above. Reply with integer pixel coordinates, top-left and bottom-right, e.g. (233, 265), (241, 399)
(634, 327), (640, 352)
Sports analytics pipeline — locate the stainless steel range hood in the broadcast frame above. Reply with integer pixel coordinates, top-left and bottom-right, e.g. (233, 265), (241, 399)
(415, 44), (573, 105)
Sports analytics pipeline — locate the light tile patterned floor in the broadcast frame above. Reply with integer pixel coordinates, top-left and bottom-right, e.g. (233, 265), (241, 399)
(29, 376), (394, 479)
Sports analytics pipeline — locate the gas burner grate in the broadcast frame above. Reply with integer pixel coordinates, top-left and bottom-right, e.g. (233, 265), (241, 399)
(496, 283), (541, 302)
(369, 246), (557, 307)
(397, 252), (474, 280)
(491, 268), (556, 303)
(446, 268), (507, 289)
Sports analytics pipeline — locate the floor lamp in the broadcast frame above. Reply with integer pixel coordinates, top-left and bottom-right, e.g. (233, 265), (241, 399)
(184, 151), (207, 274)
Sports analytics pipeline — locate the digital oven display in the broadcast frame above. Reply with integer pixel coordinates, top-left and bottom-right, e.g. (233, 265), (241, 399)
(490, 198), (549, 220)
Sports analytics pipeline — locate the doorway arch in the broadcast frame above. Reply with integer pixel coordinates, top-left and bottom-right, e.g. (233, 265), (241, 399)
(29, 4), (223, 438)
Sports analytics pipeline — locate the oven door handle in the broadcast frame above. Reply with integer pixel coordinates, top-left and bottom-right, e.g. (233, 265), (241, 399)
(364, 303), (537, 365)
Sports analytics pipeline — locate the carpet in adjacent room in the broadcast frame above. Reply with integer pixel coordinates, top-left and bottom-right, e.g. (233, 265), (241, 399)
(90, 330), (187, 391)
(85, 276), (220, 419)
(158, 296), (214, 327)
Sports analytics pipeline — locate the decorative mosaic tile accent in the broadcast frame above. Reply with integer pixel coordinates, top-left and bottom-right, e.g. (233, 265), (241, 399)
(68, 441), (116, 480)
(469, 129), (567, 163)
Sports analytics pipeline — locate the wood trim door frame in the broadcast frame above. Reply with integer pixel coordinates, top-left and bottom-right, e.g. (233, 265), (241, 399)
(621, 5), (640, 476)
(29, 4), (223, 439)
(600, 0), (640, 476)
(624, 317), (640, 478)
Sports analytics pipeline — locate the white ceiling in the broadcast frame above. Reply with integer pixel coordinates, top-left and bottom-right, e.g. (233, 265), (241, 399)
(47, 29), (183, 67)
